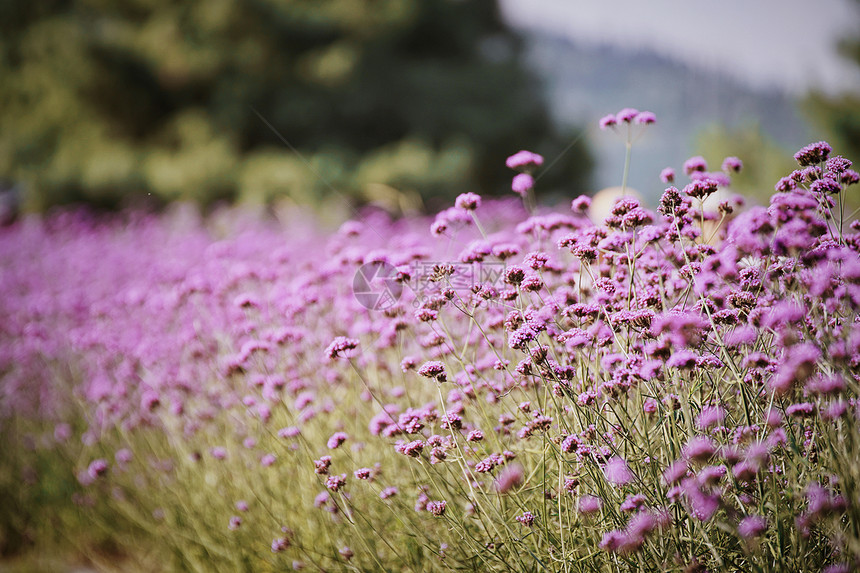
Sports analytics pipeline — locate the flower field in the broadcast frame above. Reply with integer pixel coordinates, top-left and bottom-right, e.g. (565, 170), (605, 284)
(1, 112), (860, 572)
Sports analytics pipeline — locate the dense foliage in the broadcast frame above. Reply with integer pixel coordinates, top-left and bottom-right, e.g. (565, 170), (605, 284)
(0, 0), (592, 212)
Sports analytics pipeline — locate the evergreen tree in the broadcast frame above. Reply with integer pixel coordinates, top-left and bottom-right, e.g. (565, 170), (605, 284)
(0, 0), (592, 212)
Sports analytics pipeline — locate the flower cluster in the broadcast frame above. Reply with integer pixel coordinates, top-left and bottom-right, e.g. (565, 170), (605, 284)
(1, 133), (858, 572)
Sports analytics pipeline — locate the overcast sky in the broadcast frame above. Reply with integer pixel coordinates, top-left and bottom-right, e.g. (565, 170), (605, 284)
(499, 0), (860, 95)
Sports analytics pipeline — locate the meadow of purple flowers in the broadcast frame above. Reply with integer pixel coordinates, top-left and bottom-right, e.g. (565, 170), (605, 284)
(1, 111), (859, 572)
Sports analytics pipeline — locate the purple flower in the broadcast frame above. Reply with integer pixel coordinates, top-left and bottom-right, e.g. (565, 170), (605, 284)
(667, 349), (698, 370)
(86, 459), (109, 480)
(660, 167), (675, 183)
(683, 178), (719, 199)
(339, 546), (354, 561)
(115, 448), (133, 465)
(571, 195), (591, 212)
(511, 173), (535, 196)
(661, 460), (688, 486)
(325, 473), (347, 492)
(634, 111), (656, 125)
(721, 156), (743, 173)
(578, 494), (602, 515)
(683, 156), (708, 175)
(454, 192), (481, 211)
(494, 463), (524, 493)
(380, 486), (398, 499)
(615, 108), (639, 123)
(810, 177), (841, 195)
(682, 477), (720, 521)
(325, 336), (359, 360)
(696, 406), (726, 430)
(620, 493), (647, 513)
(698, 465), (727, 486)
(823, 565), (853, 573)
(278, 426), (301, 439)
(395, 440), (424, 457)
(210, 447), (227, 460)
(826, 155), (852, 175)
(643, 398), (659, 415)
(327, 431), (348, 450)
(806, 374), (846, 396)
(774, 176), (797, 192)
(794, 141), (831, 166)
(599, 114), (618, 130)
(427, 500), (447, 517)
(603, 456), (634, 486)
(354, 467), (372, 480)
(769, 343), (820, 394)
(466, 429), (484, 442)
(599, 530), (627, 552)
(682, 437), (717, 464)
(737, 515), (767, 539)
(786, 402), (815, 417)
(506, 150), (544, 171)
(228, 516), (242, 530)
(417, 361), (446, 381)
(516, 511), (536, 526)
(823, 400), (848, 420)
(272, 537), (290, 553)
(261, 454), (276, 467)
(313, 456), (332, 475)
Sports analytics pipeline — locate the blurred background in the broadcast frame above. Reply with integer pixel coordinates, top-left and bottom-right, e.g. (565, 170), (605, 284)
(1, 0), (858, 217)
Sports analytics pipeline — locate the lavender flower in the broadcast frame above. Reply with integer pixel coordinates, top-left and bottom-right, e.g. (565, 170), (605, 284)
(455, 192), (482, 211)
(325, 336), (359, 360)
(417, 361), (446, 382)
(506, 150), (544, 171)
(737, 515), (767, 539)
(794, 141), (831, 166)
(634, 111), (656, 124)
(314, 456), (332, 475)
(682, 437), (717, 464)
(599, 114), (618, 130)
(516, 511), (535, 527)
(86, 459), (109, 480)
(615, 108), (639, 123)
(603, 457), (634, 486)
(511, 173), (535, 196)
(660, 167), (675, 183)
(683, 155), (708, 175)
(354, 467), (372, 480)
(721, 156), (743, 173)
(494, 463), (524, 493)
(325, 473), (346, 492)
(696, 406), (726, 430)
(427, 500), (447, 517)
(327, 431), (348, 450)
(579, 494), (602, 515)
(571, 195), (591, 212)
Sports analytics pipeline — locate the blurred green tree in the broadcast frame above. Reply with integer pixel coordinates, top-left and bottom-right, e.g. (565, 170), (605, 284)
(802, 0), (860, 169)
(801, 0), (860, 220)
(0, 0), (592, 212)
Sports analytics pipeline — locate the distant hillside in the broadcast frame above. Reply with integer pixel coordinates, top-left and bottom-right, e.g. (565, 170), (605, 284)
(521, 33), (814, 201)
